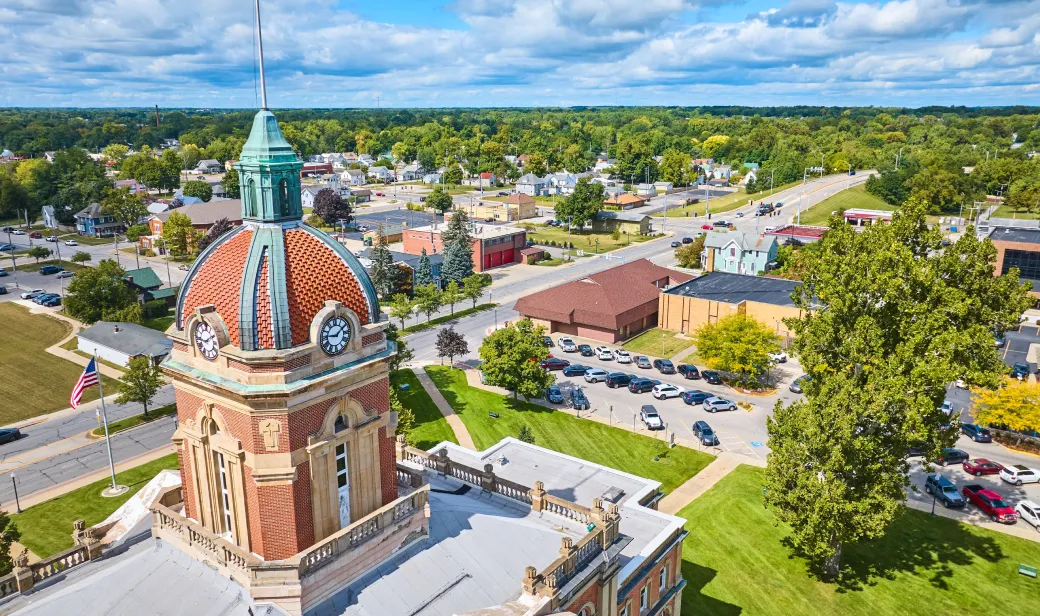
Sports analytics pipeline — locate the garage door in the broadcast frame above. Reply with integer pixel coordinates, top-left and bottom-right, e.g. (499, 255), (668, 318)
(501, 249), (514, 264)
(484, 253), (492, 270)
(491, 251), (502, 267)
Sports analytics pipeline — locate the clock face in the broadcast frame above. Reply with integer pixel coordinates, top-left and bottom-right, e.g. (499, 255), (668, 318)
(194, 322), (219, 361)
(320, 316), (351, 356)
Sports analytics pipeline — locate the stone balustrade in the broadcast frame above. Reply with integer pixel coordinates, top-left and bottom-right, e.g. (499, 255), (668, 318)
(3, 518), (106, 597)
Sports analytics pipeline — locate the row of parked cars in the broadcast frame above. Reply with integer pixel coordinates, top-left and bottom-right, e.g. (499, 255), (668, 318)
(21, 289), (62, 307)
(924, 458), (1040, 529)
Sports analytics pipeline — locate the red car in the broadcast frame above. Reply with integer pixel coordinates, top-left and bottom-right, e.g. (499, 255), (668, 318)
(700, 224), (713, 230)
(29, 231), (42, 239)
(962, 458), (1003, 477)
(540, 358), (570, 371)
(375, 192), (384, 197)
(962, 484), (1017, 523)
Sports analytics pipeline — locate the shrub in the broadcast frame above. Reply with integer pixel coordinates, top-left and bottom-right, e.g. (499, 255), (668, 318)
(143, 300), (169, 319)
(305, 214), (325, 227)
(143, 249), (156, 257)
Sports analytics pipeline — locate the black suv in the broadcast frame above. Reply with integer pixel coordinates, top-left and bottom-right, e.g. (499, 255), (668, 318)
(936, 448), (970, 467)
(606, 373), (633, 388)
(628, 378), (659, 393)
(702, 370), (722, 385)
(692, 421), (719, 446)
(677, 364), (700, 379)
(578, 344), (594, 357)
(570, 388), (590, 410)
(925, 474), (965, 508)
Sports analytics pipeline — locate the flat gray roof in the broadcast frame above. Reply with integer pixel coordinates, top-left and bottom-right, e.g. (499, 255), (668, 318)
(990, 226), (1040, 244)
(665, 271), (799, 307)
(79, 321), (174, 357)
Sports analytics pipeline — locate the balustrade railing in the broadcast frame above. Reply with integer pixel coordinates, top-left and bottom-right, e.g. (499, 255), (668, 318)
(541, 495), (591, 524)
(31, 545), (89, 582)
(0, 573), (16, 598)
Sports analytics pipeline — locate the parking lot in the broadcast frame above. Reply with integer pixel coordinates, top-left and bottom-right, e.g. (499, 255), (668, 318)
(0, 265), (73, 306)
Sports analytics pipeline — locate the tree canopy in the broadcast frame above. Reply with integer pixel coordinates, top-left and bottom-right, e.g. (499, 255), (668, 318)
(64, 259), (136, 324)
(478, 318), (554, 400)
(555, 177), (604, 229)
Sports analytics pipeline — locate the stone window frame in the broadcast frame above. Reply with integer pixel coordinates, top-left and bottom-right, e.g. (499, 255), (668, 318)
(184, 308), (231, 364)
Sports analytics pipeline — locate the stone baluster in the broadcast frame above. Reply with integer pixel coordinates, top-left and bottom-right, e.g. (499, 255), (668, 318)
(395, 434), (407, 461)
(602, 503), (621, 547)
(435, 448), (452, 475)
(521, 566), (540, 595)
(13, 550), (33, 594)
(559, 536), (577, 575)
(530, 480), (546, 513)
(481, 463), (497, 492)
(72, 519), (103, 560)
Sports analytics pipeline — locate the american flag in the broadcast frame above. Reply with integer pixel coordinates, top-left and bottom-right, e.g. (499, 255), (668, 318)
(70, 358), (100, 409)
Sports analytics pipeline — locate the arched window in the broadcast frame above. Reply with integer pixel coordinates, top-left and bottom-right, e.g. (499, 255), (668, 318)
(278, 178), (290, 217)
(247, 179), (258, 218)
(334, 415), (347, 433)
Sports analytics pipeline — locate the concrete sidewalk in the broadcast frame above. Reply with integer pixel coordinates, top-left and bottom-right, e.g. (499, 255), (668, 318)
(658, 451), (765, 515)
(411, 366), (477, 450)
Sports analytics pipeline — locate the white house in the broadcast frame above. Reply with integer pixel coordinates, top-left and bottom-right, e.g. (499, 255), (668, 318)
(358, 154), (374, 165)
(397, 162), (423, 181)
(368, 166), (394, 181)
(301, 186), (324, 209)
(636, 183), (657, 197)
(341, 169), (366, 186)
(713, 165), (733, 180)
(318, 174), (344, 194)
(653, 181), (674, 194)
(422, 172), (442, 184)
(547, 172), (578, 195)
(77, 321), (173, 367)
(744, 169), (758, 184)
(516, 173), (549, 196)
(194, 159), (223, 174)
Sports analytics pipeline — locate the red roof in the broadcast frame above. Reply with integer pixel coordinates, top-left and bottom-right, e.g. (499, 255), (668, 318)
(480, 172), (493, 179)
(766, 225), (828, 239)
(514, 259), (691, 330)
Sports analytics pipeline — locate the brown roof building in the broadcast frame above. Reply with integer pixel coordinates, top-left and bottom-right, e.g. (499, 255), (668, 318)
(514, 259), (692, 343)
(603, 193), (649, 210)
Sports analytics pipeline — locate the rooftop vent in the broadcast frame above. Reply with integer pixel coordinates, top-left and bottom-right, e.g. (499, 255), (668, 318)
(602, 486), (625, 503)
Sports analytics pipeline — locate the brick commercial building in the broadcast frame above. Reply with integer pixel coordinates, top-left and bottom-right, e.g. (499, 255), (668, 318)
(989, 226), (1040, 300)
(658, 271), (805, 342)
(402, 222), (527, 272)
(515, 259), (691, 343)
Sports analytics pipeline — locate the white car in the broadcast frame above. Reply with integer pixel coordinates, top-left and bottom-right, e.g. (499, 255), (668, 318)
(558, 337), (577, 353)
(613, 349), (632, 364)
(583, 368), (609, 383)
(999, 465), (1040, 486)
(595, 346), (613, 361)
(20, 288), (44, 299)
(768, 351), (788, 363)
(639, 405), (664, 430)
(938, 401), (955, 414)
(954, 378), (968, 389)
(1016, 500), (1040, 532)
(64, 239), (78, 246)
(12, 229), (25, 235)
(652, 383), (684, 399)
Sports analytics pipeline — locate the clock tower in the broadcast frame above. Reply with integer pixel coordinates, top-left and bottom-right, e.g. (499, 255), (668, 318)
(163, 104), (398, 561)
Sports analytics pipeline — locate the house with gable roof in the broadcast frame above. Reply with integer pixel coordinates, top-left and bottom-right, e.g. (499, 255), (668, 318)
(701, 230), (779, 275)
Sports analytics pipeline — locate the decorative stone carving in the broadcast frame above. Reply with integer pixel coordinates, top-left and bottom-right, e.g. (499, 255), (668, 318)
(259, 419), (282, 451)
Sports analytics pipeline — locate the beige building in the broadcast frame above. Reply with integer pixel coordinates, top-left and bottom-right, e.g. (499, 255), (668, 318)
(458, 193), (537, 222)
(658, 271), (804, 342)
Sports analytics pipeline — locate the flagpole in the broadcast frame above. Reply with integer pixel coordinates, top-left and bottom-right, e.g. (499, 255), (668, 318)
(94, 351), (124, 495)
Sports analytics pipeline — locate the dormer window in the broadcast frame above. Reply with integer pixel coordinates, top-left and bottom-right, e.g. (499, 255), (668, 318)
(334, 415), (347, 433)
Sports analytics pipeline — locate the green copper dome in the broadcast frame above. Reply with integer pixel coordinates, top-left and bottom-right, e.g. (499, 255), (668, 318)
(234, 110), (304, 223)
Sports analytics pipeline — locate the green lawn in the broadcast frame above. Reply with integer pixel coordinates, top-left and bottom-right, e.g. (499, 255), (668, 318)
(58, 234), (118, 246)
(143, 315), (175, 332)
(424, 366), (713, 493)
(991, 204), (1040, 220)
(655, 180), (801, 218)
(90, 403), (177, 437)
(400, 303), (496, 335)
(679, 465), (1040, 616)
(13, 454), (180, 558)
(623, 328), (694, 359)
(526, 225), (654, 254)
(534, 257), (565, 267)
(0, 304), (120, 423)
(18, 259), (89, 273)
(797, 184), (895, 226)
(391, 370), (458, 450)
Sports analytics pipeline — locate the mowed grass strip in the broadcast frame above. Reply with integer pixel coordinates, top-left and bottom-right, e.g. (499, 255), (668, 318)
(797, 184), (894, 226)
(90, 403), (177, 437)
(678, 465), (1040, 616)
(424, 366), (712, 493)
(13, 454), (180, 558)
(0, 303), (120, 423)
(391, 370), (458, 450)
(622, 328), (694, 359)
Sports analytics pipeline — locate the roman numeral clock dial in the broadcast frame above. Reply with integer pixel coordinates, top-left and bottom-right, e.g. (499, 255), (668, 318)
(320, 316), (351, 356)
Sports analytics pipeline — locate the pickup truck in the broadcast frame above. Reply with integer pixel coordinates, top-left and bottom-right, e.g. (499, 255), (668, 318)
(962, 484), (1018, 524)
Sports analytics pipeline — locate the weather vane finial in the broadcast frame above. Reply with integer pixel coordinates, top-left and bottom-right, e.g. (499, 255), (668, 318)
(254, 0), (268, 109)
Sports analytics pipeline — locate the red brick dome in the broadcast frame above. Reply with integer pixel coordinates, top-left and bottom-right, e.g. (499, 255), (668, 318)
(176, 223), (379, 351)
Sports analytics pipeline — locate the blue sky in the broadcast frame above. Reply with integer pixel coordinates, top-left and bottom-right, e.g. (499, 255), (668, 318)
(1, 0), (1039, 108)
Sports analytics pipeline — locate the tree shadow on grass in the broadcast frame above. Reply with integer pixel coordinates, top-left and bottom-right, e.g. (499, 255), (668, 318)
(783, 509), (1005, 593)
(681, 560), (743, 616)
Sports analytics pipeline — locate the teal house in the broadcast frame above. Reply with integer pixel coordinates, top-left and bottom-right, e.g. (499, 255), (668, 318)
(702, 231), (779, 275)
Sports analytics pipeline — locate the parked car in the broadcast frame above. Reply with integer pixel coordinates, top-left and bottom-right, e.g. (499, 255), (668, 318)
(1012, 362), (1031, 380)
(652, 359), (676, 374)
(542, 336), (555, 348)
(12, 229), (25, 235)
(546, 385), (565, 404)
(605, 372), (633, 388)
(671, 241), (682, 248)
(628, 378), (659, 394)
(677, 364), (700, 380)
(702, 370), (722, 385)
(0, 244), (14, 252)
(682, 390), (711, 405)
(692, 420), (719, 446)
(1016, 500), (1040, 532)
(938, 400), (955, 414)
(0, 267), (7, 276)
(0, 226), (12, 233)
(614, 349), (632, 364)
(962, 458), (1003, 477)
(56, 270), (75, 279)
(39, 265), (63, 275)
(559, 338), (577, 353)
(583, 368), (609, 383)
(595, 346), (613, 361)
(999, 465), (1040, 486)
(20, 288), (44, 299)
(33, 293), (59, 304)
(700, 224), (713, 230)
(768, 351), (788, 363)
(0, 428), (21, 445)
(40, 295), (62, 307)
(682, 236), (693, 244)
(635, 356), (652, 369)
(562, 364), (590, 377)
(578, 344), (594, 357)
(789, 374), (810, 393)
(45, 235), (58, 242)
(640, 405), (664, 430)
(652, 383), (684, 400)
(703, 397), (737, 413)
(962, 484), (1017, 523)
(960, 423), (992, 443)
(540, 358), (570, 371)
(570, 388), (590, 411)
(936, 448), (970, 466)
(29, 232), (42, 239)
(64, 239), (78, 246)
(925, 474), (966, 508)
(0, 285), (7, 295)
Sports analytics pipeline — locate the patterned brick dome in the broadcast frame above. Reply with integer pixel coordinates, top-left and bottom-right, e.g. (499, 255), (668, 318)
(175, 223), (379, 351)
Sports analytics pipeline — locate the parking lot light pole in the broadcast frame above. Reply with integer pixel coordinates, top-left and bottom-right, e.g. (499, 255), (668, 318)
(11, 473), (20, 513)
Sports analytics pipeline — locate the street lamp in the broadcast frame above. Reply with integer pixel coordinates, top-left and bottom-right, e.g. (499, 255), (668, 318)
(11, 473), (20, 513)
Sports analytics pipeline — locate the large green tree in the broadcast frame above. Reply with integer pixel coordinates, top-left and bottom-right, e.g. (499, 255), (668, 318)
(161, 211), (195, 256)
(765, 199), (1032, 580)
(181, 180), (213, 202)
(694, 314), (781, 387)
(368, 231), (399, 298)
(64, 259), (136, 324)
(414, 248), (433, 287)
(554, 177), (604, 229)
(478, 318), (554, 400)
(440, 210), (475, 283)
(116, 357), (164, 417)
(101, 186), (148, 229)
(425, 185), (453, 214)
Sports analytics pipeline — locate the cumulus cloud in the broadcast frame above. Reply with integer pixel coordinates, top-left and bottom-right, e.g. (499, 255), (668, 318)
(0, 0), (1037, 107)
